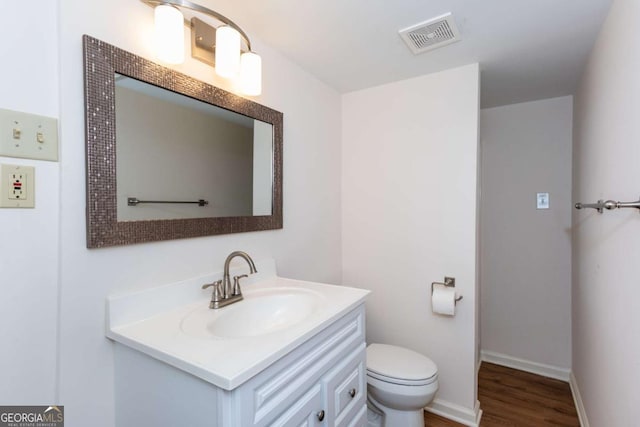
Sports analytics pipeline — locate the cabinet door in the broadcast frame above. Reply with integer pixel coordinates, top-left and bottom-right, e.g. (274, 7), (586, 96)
(323, 344), (366, 426)
(241, 306), (366, 427)
(338, 405), (366, 427)
(270, 384), (325, 427)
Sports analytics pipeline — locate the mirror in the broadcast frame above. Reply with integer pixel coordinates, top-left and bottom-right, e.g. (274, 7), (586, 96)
(83, 35), (283, 248)
(115, 75), (273, 220)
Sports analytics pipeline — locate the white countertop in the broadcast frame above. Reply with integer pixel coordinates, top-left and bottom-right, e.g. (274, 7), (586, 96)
(106, 259), (369, 390)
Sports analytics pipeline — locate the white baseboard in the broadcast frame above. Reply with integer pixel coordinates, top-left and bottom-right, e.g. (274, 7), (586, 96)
(480, 350), (570, 382)
(425, 398), (482, 427)
(569, 372), (589, 427)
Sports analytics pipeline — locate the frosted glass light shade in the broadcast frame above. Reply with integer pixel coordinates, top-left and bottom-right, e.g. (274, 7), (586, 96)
(154, 4), (184, 64)
(215, 26), (241, 78)
(240, 52), (262, 96)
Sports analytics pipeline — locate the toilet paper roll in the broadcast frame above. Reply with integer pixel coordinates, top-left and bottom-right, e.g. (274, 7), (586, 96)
(431, 283), (457, 316)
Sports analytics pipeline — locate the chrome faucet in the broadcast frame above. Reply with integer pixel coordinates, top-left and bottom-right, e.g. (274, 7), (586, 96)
(202, 251), (257, 309)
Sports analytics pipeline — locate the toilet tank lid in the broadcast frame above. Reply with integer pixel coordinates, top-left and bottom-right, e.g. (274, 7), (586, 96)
(366, 343), (438, 381)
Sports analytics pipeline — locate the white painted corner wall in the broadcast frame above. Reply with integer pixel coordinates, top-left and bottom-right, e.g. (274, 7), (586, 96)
(480, 97), (573, 371)
(572, 0), (640, 425)
(341, 64), (480, 419)
(0, 0), (60, 405)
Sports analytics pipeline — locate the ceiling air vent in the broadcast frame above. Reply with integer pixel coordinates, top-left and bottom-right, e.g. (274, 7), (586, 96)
(399, 13), (461, 55)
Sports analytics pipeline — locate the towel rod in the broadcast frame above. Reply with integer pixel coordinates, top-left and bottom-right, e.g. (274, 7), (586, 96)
(128, 197), (209, 207)
(574, 196), (640, 213)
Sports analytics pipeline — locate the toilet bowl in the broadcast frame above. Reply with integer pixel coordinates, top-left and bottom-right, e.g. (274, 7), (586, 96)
(366, 343), (438, 427)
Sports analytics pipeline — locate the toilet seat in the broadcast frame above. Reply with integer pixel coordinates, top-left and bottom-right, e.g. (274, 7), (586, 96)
(366, 344), (438, 386)
(367, 369), (437, 386)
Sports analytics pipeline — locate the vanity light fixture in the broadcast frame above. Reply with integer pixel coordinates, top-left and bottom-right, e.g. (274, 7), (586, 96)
(142, 0), (262, 96)
(153, 4), (185, 64)
(214, 25), (241, 78)
(239, 51), (262, 96)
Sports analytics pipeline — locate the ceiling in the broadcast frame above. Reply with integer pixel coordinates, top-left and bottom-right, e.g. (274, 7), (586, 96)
(205, 0), (612, 108)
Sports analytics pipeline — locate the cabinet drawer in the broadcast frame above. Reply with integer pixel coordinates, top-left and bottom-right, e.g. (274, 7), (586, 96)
(323, 344), (366, 425)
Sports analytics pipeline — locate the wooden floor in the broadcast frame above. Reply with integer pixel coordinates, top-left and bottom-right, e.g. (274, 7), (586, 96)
(424, 362), (580, 426)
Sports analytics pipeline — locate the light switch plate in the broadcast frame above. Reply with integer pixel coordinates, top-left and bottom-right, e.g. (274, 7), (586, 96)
(537, 192), (550, 209)
(0, 163), (35, 208)
(0, 108), (58, 161)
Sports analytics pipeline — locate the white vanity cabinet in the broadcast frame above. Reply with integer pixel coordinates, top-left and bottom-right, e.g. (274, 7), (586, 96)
(113, 304), (367, 427)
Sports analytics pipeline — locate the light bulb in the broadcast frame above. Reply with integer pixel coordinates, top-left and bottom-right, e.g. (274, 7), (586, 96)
(215, 26), (241, 78)
(240, 52), (262, 96)
(154, 4), (184, 64)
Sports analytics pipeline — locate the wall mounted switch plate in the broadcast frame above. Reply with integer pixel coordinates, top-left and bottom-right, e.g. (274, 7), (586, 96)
(0, 163), (35, 208)
(0, 108), (58, 161)
(537, 192), (550, 209)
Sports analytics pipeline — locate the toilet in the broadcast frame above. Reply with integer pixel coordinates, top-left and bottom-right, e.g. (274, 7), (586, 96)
(366, 343), (439, 427)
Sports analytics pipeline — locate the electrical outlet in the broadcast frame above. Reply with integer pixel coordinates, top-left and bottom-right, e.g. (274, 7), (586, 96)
(0, 163), (34, 208)
(8, 171), (27, 200)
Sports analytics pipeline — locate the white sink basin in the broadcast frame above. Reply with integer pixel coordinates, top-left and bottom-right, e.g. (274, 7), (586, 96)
(180, 286), (326, 339)
(107, 259), (371, 389)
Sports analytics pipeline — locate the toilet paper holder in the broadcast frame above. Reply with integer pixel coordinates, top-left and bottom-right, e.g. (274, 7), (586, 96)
(431, 276), (463, 304)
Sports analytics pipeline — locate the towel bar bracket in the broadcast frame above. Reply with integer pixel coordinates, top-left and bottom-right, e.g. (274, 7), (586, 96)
(574, 196), (640, 213)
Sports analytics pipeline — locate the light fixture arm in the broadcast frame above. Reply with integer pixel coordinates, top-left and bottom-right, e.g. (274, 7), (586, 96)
(141, 0), (252, 51)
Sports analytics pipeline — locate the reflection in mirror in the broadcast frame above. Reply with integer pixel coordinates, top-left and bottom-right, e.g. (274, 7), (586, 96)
(83, 35), (282, 248)
(115, 74), (273, 221)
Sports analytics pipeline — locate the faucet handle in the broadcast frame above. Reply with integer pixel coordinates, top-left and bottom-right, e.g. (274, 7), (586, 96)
(202, 280), (223, 302)
(232, 274), (248, 296)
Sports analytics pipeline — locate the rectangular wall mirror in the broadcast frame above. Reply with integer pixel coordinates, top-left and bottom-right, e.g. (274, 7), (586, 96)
(83, 35), (283, 248)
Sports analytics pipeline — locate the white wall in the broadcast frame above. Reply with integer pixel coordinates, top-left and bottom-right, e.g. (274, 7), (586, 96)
(57, 0), (342, 425)
(342, 64), (480, 419)
(572, 0), (640, 424)
(0, 0), (60, 404)
(480, 97), (573, 371)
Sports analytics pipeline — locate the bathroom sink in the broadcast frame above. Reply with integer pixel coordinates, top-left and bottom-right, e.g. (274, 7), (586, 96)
(107, 260), (371, 389)
(180, 287), (325, 339)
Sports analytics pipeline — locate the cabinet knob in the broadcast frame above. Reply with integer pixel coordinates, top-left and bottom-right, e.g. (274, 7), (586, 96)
(316, 410), (325, 421)
(349, 388), (356, 398)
